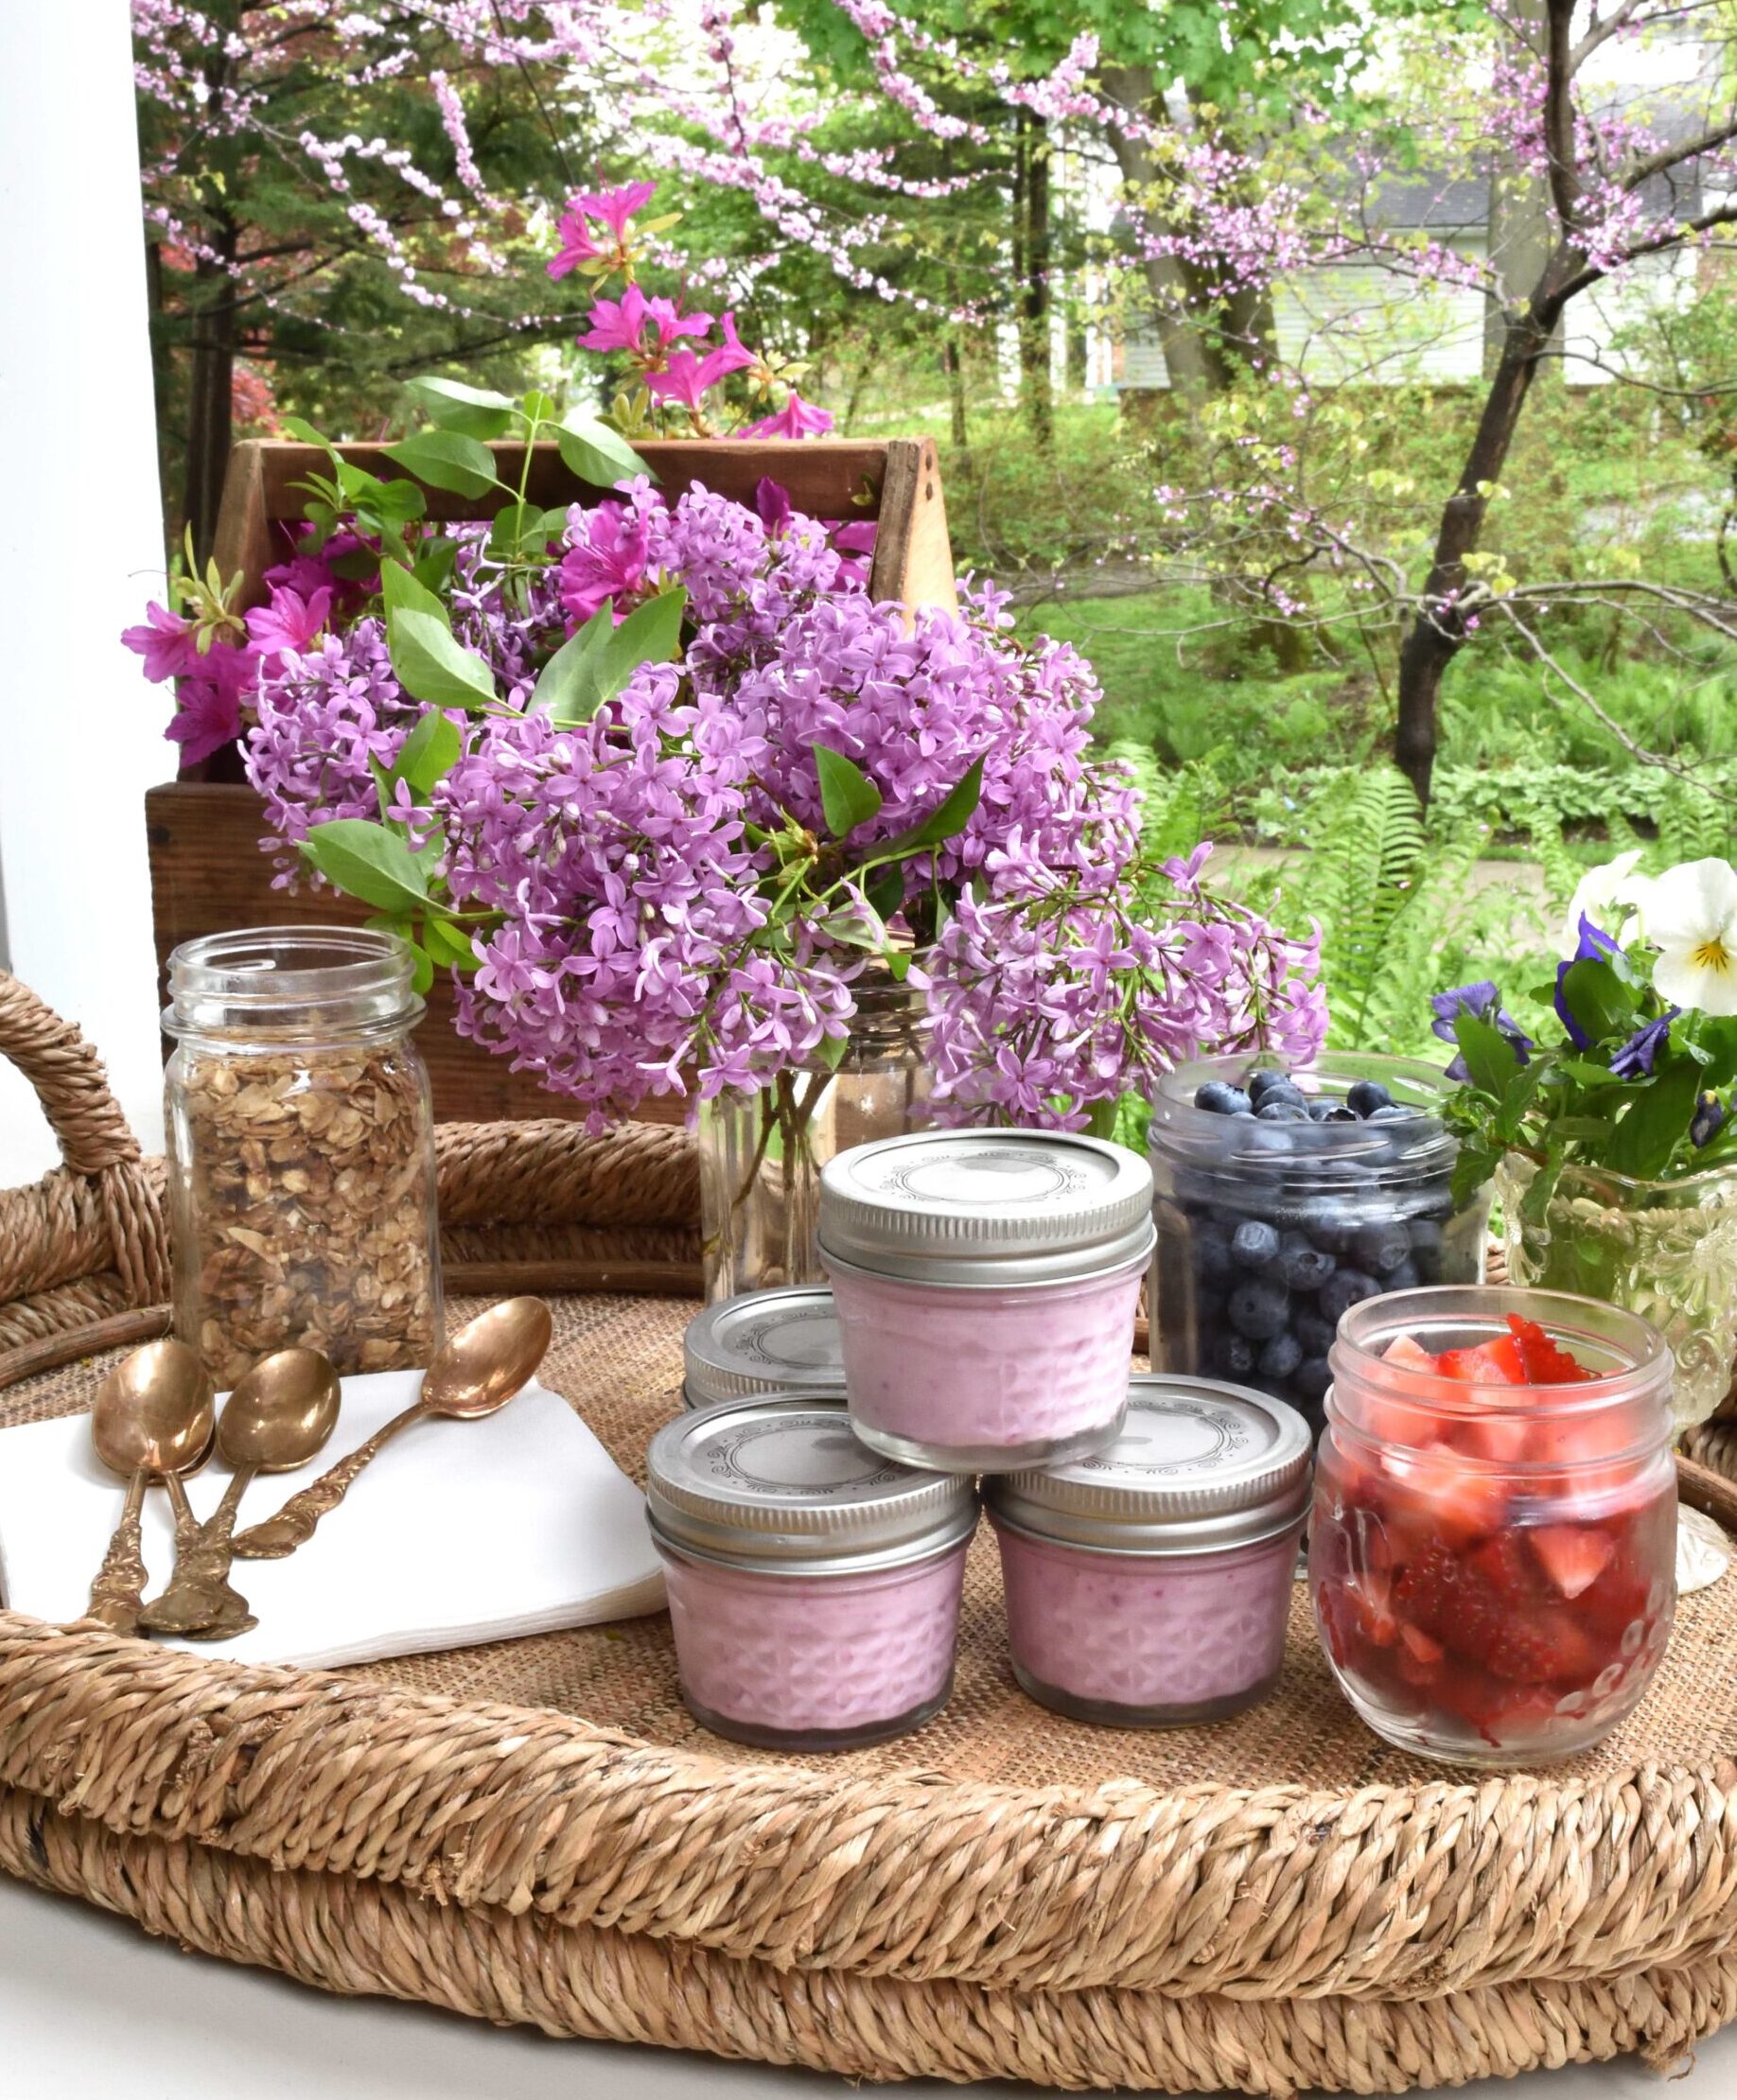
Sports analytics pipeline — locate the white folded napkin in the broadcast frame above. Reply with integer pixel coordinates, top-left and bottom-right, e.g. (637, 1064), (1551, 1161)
(0, 1370), (665, 1668)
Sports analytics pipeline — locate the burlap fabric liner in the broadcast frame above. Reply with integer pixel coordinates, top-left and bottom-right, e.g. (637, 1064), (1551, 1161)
(4, 1292), (1737, 2093)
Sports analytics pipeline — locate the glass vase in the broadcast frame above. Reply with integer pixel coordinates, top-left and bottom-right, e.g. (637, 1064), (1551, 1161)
(1498, 1153), (1737, 1428)
(697, 978), (929, 1302)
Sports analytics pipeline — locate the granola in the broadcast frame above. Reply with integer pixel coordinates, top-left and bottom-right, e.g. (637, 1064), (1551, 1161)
(167, 1042), (441, 1387)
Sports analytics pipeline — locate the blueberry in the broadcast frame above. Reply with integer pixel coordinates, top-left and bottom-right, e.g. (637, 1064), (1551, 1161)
(1345, 1078), (1394, 1117)
(1305, 1201), (1361, 1255)
(1230, 1217), (1282, 1269)
(1407, 1217), (1443, 1280)
(1295, 1312), (1335, 1357)
(1383, 1259), (1420, 1291)
(1307, 1099), (1337, 1122)
(1245, 1068), (1290, 1104)
(1259, 1332), (1303, 1382)
(1326, 1105), (1360, 1123)
(1353, 1218), (1412, 1275)
(1227, 1278), (1290, 1340)
(1194, 1080), (1253, 1115)
(1275, 1231), (1335, 1291)
(1367, 1104), (1411, 1124)
(1258, 1078), (1308, 1110)
(1193, 1221), (1234, 1283)
(1318, 1269), (1380, 1323)
(1218, 1333), (1258, 1377)
(1256, 1100), (1311, 1123)
(1293, 1356), (1333, 1403)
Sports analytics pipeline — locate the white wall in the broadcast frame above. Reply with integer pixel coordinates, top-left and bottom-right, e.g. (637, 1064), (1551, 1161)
(0, 0), (171, 1183)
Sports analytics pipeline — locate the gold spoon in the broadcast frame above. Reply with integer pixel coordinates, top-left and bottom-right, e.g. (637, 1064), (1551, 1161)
(140, 1348), (342, 1639)
(233, 1299), (553, 1561)
(86, 1341), (217, 1636)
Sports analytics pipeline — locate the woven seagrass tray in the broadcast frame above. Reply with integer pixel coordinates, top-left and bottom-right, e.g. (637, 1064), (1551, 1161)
(5, 970), (1737, 2094)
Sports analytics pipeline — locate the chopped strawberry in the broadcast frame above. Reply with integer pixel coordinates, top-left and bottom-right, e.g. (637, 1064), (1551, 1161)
(1384, 1335), (1441, 1374)
(1382, 1443), (1510, 1545)
(1506, 1315), (1597, 1386)
(1451, 1405), (1533, 1464)
(1398, 1622), (1444, 1665)
(1393, 1540), (1464, 1640)
(1528, 1524), (1615, 1600)
(1485, 1608), (1599, 1686)
(1465, 1532), (1535, 1606)
(1437, 1333), (1527, 1384)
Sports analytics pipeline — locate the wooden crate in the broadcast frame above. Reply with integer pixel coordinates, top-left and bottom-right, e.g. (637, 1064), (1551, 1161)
(147, 436), (956, 1125)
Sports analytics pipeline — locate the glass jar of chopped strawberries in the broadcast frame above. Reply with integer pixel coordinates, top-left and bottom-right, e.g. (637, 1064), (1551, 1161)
(1310, 1286), (1676, 1765)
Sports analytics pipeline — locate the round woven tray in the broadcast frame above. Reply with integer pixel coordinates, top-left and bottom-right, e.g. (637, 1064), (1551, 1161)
(4, 969), (1737, 2093)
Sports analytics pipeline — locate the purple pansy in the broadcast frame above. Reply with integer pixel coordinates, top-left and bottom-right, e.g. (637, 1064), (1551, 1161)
(1432, 980), (1534, 1082)
(1553, 914), (1623, 1048)
(1608, 1006), (1678, 1079)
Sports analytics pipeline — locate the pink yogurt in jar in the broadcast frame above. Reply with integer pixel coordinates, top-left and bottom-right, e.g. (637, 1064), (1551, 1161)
(986, 1376), (1311, 1726)
(645, 1396), (977, 1750)
(819, 1129), (1155, 1473)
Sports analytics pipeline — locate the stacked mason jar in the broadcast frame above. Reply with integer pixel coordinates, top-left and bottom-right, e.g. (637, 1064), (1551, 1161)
(650, 1127), (1313, 1750)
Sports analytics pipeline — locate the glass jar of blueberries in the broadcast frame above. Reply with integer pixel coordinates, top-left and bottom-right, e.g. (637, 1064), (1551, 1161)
(1148, 1053), (1492, 1434)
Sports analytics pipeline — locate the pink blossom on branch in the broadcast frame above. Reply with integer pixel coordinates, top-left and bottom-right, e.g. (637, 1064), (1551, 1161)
(645, 312), (757, 416)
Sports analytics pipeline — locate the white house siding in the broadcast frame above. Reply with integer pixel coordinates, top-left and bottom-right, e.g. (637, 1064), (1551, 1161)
(1115, 240), (1700, 392)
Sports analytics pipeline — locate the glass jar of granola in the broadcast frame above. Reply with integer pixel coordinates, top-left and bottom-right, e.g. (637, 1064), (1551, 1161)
(163, 927), (443, 1387)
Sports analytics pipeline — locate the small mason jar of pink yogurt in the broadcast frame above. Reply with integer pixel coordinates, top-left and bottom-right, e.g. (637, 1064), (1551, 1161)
(986, 1375), (1312, 1726)
(818, 1129), (1155, 1473)
(645, 1395), (978, 1750)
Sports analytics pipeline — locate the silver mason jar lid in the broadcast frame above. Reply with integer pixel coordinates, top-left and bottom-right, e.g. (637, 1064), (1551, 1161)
(683, 1286), (846, 1407)
(985, 1376), (1312, 1555)
(818, 1129), (1155, 1286)
(646, 1396), (979, 1574)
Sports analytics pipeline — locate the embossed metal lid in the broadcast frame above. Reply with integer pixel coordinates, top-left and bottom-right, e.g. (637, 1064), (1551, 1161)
(646, 1397), (978, 1572)
(683, 1287), (846, 1408)
(985, 1376), (1312, 1554)
(818, 1129), (1154, 1286)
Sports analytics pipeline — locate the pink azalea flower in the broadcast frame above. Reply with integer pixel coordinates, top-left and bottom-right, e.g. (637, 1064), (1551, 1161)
(121, 600), (200, 683)
(755, 477), (793, 537)
(557, 499), (652, 622)
(579, 180), (658, 238)
(548, 182), (658, 279)
(245, 584), (333, 658)
(645, 315), (758, 415)
(164, 644), (257, 764)
(741, 390), (835, 441)
(578, 284), (712, 360)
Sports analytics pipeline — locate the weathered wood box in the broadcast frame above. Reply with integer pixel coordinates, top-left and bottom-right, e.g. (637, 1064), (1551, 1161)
(146, 436), (956, 1123)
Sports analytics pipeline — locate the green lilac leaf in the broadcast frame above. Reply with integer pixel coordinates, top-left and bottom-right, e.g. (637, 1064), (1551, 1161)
(392, 710), (463, 796)
(301, 820), (430, 912)
(536, 603), (616, 724)
(814, 744), (885, 837)
(1604, 1059), (1703, 1180)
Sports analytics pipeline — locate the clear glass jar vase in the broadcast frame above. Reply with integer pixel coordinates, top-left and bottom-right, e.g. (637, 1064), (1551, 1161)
(697, 976), (928, 1303)
(163, 926), (443, 1387)
(1499, 1153), (1737, 1428)
(1310, 1286), (1676, 1767)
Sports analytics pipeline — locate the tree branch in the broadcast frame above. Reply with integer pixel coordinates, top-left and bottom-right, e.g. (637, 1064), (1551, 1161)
(1541, 0), (1583, 234)
(1621, 114), (1737, 195)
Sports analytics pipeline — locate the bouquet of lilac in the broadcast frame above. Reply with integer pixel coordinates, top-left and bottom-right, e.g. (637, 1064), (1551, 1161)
(126, 182), (1325, 1143)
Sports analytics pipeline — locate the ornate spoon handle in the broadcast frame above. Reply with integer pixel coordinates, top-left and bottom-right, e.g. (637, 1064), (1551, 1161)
(87, 1469), (149, 1635)
(140, 1468), (257, 1637)
(232, 1401), (427, 1560)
